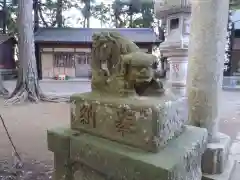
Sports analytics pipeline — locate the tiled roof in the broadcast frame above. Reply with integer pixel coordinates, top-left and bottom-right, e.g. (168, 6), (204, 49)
(0, 34), (15, 44)
(34, 27), (160, 44)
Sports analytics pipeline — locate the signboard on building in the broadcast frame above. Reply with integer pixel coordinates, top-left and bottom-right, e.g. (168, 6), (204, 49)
(224, 14), (234, 76)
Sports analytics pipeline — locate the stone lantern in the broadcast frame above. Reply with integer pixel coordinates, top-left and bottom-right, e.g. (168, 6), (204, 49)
(155, 0), (191, 96)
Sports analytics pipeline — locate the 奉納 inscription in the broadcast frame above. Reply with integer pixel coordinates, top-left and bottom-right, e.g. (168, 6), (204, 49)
(115, 108), (136, 136)
(79, 104), (96, 128)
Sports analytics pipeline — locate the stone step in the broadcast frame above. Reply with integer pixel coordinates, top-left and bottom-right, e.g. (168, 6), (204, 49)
(229, 132), (240, 180)
(70, 91), (188, 152)
(202, 133), (232, 174)
(202, 157), (236, 180)
(230, 161), (240, 180)
(47, 125), (208, 180)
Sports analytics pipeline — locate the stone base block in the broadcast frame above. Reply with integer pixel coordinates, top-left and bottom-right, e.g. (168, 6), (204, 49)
(202, 133), (231, 174)
(70, 92), (188, 153)
(202, 156), (236, 180)
(47, 126), (207, 180)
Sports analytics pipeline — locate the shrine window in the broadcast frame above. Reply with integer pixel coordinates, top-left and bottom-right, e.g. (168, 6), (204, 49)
(53, 52), (75, 68)
(170, 18), (179, 30)
(75, 52), (91, 65)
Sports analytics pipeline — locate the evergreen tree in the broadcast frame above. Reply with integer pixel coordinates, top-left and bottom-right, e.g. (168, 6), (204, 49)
(56, 0), (63, 27)
(7, 0), (67, 104)
(230, 0), (240, 9)
(80, 0), (95, 28)
(92, 0), (155, 28)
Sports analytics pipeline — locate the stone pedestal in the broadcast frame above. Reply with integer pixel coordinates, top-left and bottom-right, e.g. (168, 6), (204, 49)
(186, 0), (236, 179)
(201, 133), (231, 175)
(160, 45), (188, 96)
(70, 92), (188, 152)
(47, 31), (208, 180)
(48, 126), (207, 180)
(47, 92), (207, 180)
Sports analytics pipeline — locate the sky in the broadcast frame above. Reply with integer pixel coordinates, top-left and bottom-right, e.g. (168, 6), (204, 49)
(41, 0), (155, 28)
(64, 0), (115, 28)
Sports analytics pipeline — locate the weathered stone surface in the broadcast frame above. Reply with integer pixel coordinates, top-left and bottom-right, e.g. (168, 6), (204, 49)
(47, 126), (208, 180)
(154, 0), (191, 19)
(201, 133), (231, 174)
(70, 90), (188, 152)
(47, 129), (73, 180)
(202, 156), (236, 180)
(73, 162), (106, 180)
(186, 0), (229, 141)
(185, 0), (232, 178)
(53, 153), (73, 180)
(91, 31), (164, 97)
(47, 128), (72, 154)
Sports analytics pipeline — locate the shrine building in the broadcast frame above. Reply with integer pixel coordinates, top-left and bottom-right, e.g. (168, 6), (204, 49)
(34, 28), (161, 80)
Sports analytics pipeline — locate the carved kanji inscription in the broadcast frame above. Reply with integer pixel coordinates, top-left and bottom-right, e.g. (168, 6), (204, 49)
(115, 108), (136, 136)
(79, 104), (96, 128)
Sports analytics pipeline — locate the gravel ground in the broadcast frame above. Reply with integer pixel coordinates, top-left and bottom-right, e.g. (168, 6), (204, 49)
(0, 159), (53, 180)
(0, 81), (239, 179)
(0, 101), (69, 180)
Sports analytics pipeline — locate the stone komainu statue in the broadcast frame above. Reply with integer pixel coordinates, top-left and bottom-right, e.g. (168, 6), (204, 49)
(91, 31), (164, 96)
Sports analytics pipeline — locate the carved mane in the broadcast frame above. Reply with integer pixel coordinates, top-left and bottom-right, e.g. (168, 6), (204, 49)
(92, 31), (140, 75)
(90, 31), (164, 97)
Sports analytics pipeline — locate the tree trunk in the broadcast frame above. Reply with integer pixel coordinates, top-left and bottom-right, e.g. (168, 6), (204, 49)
(83, 18), (86, 28)
(130, 14), (133, 28)
(56, 0), (63, 28)
(86, 1), (91, 28)
(6, 0), (67, 104)
(115, 15), (118, 27)
(87, 18), (90, 28)
(33, 0), (39, 32)
(2, 0), (7, 34)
